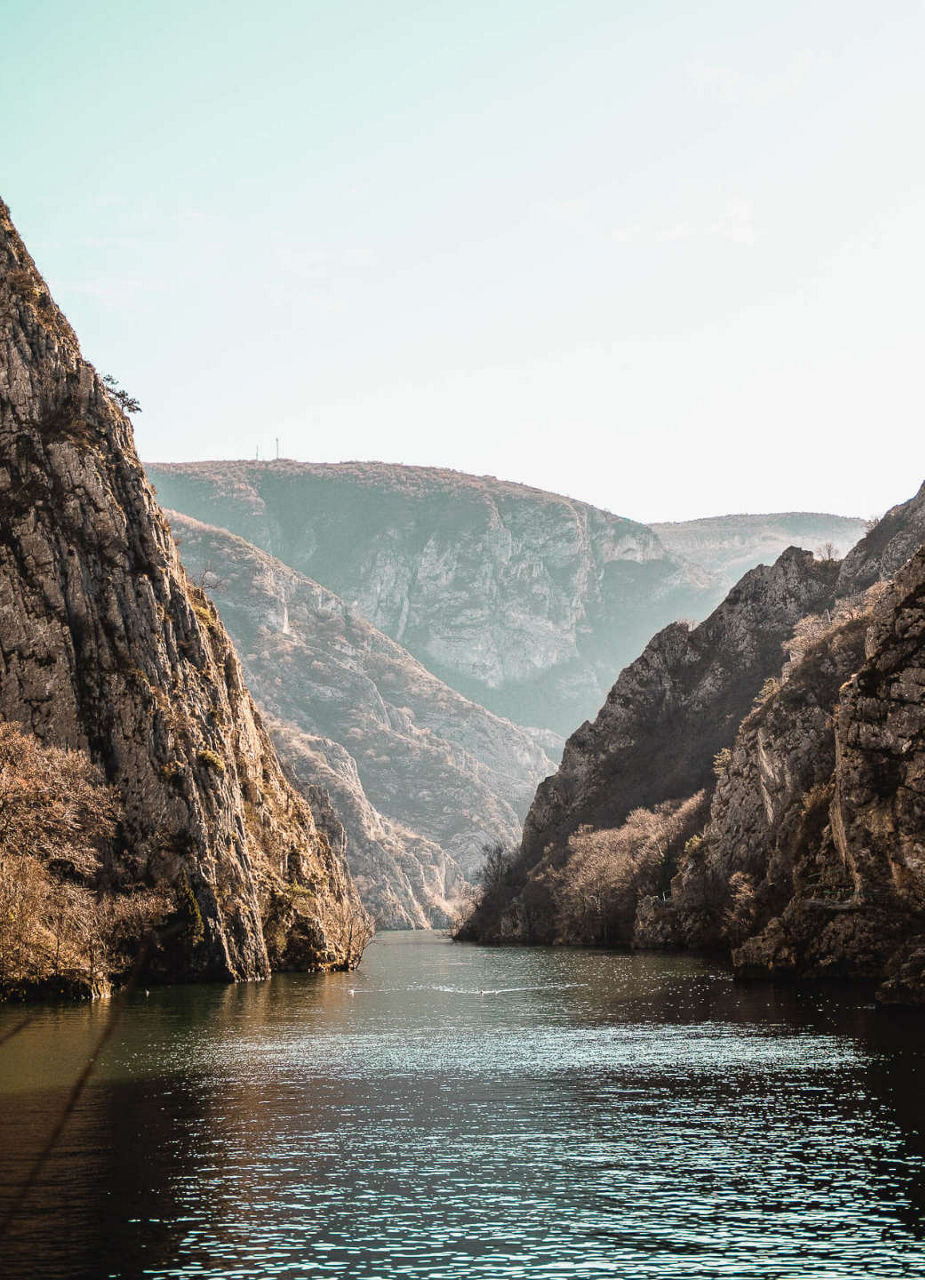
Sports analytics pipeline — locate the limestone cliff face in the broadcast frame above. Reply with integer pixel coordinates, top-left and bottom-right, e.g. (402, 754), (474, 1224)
(645, 548), (925, 1002)
(829, 548), (925, 1000)
(836, 481), (925, 596)
(266, 719), (466, 930)
(833, 548), (925, 919)
(0, 199), (367, 981)
(636, 609), (870, 955)
(146, 461), (717, 735)
(166, 512), (552, 926)
(522, 550), (840, 864)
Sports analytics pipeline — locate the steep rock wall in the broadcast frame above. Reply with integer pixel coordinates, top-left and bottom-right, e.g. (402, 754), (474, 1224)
(461, 548), (840, 943)
(0, 198), (367, 982)
(639, 548), (924, 1001)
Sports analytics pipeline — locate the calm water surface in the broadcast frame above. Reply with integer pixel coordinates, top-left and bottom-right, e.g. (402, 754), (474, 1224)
(0, 932), (924, 1279)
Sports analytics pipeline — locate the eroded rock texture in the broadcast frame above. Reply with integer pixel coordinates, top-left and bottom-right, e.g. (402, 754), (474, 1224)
(0, 198), (367, 982)
(168, 512), (553, 927)
(462, 483), (925, 1001)
(662, 550), (925, 1002)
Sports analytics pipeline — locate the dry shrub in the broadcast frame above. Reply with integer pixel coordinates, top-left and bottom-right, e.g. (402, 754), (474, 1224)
(0, 723), (118, 994)
(0, 723), (168, 997)
(724, 871), (756, 946)
(782, 583), (887, 680)
(555, 792), (707, 946)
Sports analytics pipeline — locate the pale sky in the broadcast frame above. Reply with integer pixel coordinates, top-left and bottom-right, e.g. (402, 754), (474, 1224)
(3, 0), (923, 521)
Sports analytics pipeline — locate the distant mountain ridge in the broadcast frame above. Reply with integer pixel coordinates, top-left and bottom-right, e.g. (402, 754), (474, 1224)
(148, 460), (696, 735)
(148, 461), (861, 738)
(651, 512), (866, 586)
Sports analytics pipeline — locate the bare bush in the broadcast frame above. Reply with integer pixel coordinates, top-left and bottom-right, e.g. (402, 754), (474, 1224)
(0, 723), (119, 994)
(0, 724), (170, 997)
(782, 583), (888, 681)
(554, 793), (707, 946)
(724, 871), (756, 946)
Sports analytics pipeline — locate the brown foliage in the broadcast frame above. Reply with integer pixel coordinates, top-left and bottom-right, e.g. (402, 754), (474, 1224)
(554, 792), (707, 946)
(0, 723), (167, 997)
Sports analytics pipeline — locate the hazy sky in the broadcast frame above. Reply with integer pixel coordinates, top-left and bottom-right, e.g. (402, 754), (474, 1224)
(3, 0), (923, 521)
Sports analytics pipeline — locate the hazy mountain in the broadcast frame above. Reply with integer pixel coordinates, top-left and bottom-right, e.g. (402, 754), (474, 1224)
(651, 512), (866, 588)
(147, 461), (722, 735)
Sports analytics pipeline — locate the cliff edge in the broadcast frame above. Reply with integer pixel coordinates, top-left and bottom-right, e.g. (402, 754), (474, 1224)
(0, 198), (369, 989)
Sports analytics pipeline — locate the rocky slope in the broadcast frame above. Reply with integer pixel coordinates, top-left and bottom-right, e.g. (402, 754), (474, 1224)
(167, 511), (554, 926)
(640, 547), (924, 1003)
(462, 482), (925, 1001)
(460, 546), (841, 943)
(651, 512), (866, 590)
(836, 481), (925, 595)
(147, 460), (719, 735)
(0, 198), (368, 987)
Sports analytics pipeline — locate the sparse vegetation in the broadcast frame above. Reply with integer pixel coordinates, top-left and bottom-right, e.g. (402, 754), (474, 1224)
(712, 747), (732, 778)
(196, 748), (226, 773)
(753, 676), (781, 708)
(102, 374), (142, 416)
(0, 723), (167, 998)
(553, 793), (707, 946)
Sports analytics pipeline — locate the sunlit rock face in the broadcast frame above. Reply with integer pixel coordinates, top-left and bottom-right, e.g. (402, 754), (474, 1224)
(474, 479), (925, 1003)
(666, 543), (925, 1003)
(0, 198), (367, 980)
(167, 512), (555, 928)
(146, 460), (720, 736)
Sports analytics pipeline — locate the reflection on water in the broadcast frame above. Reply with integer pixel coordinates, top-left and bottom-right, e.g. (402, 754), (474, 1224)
(1, 932), (923, 1278)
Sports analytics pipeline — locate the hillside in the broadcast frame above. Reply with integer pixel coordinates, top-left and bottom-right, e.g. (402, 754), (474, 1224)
(641, 542), (925, 1003)
(167, 511), (554, 927)
(0, 198), (368, 995)
(459, 546), (840, 943)
(146, 460), (716, 735)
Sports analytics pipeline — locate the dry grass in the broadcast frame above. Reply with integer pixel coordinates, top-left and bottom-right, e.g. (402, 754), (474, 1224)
(0, 723), (168, 998)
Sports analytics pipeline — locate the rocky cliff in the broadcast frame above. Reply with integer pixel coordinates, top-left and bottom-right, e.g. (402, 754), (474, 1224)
(836, 481), (925, 595)
(640, 547), (924, 1003)
(460, 547), (841, 943)
(166, 511), (554, 927)
(146, 460), (718, 735)
(463, 481), (924, 1001)
(0, 198), (368, 986)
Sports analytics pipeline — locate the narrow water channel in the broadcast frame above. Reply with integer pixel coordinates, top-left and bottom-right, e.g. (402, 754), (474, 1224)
(1, 932), (923, 1278)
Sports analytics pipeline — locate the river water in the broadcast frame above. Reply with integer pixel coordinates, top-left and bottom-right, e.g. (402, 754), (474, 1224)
(0, 932), (923, 1279)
